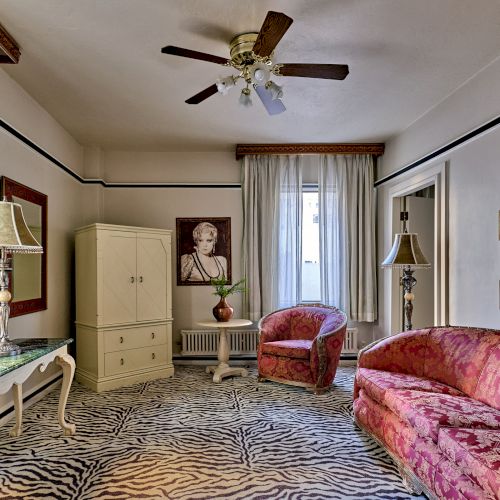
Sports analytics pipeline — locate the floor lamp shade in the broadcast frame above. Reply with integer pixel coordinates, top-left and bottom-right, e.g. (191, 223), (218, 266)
(381, 232), (430, 332)
(381, 233), (430, 269)
(0, 200), (43, 356)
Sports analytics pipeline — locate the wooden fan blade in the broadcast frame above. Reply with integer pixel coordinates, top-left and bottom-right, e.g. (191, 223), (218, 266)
(185, 84), (219, 104)
(279, 63), (349, 80)
(161, 45), (228, 65)
(252, 11), (293, 58)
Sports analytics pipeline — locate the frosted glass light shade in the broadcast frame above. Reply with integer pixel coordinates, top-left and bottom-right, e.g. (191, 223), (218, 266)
(216, 76), (235, 95)
(239, 89), (252, 107)
(250, 63), (270, 85)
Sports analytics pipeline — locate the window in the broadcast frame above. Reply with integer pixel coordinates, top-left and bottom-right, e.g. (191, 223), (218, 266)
(301, 191), (321, 302)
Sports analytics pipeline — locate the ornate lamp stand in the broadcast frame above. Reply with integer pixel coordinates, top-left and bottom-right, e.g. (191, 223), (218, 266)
(401, 265), (418, 331)
(382, 231), (430, 331)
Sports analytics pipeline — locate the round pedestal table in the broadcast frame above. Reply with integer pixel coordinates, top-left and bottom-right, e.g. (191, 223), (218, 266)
(197, 319), (252, 383)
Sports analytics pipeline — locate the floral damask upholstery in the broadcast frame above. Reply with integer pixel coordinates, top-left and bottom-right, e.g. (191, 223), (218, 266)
(257, 305), (347, 393)
(354, 325), (500, 500)
(261, 339), (312, 359)
(355, 368), (465, 405)
(439, 428), (500, 499)
(384, 390), (500, 443)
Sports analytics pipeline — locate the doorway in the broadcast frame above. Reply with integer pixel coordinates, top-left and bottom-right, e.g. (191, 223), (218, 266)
(388, 162), (448, 334)
(393, 187), (435, 330)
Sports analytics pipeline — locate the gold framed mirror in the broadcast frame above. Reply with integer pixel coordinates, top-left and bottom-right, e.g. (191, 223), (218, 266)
(1, 177), (47, 316)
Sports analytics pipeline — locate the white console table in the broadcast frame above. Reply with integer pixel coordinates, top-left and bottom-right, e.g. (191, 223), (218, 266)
(197, 319), (252, 383)
(0, 338), (76, 437)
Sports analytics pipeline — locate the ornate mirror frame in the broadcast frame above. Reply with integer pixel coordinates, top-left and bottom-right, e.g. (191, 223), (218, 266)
(1, 176), (47, 316)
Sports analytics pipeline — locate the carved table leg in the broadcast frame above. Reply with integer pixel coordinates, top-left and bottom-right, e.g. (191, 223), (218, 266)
(209, 328), (248, 383)
(9, 383), (23, 437)
(55, 354), (76, 436)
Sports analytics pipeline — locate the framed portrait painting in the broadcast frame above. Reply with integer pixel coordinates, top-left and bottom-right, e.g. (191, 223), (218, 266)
(176, 217), (231, 286)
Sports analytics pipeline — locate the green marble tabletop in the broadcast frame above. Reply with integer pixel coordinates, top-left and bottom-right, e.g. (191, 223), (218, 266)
(0, 338), (73, 377)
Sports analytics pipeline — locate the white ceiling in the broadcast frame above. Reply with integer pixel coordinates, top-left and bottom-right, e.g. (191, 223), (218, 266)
(1, 0), (500, 152)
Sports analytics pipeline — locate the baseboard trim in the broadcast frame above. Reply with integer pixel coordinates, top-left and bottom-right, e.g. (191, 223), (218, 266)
(0, 373), (62, 427)
(173, 357), (356, 367)
(174, 358), (256, 367)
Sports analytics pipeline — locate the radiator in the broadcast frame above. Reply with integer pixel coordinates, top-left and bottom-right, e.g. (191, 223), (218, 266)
(180, 328), (358, 356)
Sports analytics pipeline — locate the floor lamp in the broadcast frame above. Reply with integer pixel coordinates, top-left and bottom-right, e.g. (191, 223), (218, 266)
(0, 199), (43, 356)
(381, 232), (430, 331)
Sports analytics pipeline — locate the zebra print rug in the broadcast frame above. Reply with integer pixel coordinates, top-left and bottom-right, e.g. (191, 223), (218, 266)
(0, 366), (425, 499)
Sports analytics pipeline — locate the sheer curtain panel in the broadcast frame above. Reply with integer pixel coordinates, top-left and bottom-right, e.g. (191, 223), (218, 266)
(242, 155), (302, 321)
(319, 154), (377, 322)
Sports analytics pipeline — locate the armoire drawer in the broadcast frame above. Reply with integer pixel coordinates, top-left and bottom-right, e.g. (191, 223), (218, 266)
(104, 345), (167, 376)
(104, 324), (168, 353)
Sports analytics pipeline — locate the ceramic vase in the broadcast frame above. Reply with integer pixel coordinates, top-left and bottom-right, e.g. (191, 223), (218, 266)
(212, 297), (234, 322)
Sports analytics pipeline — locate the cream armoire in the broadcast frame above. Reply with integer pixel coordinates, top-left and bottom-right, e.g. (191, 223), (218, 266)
(75, 223), (174, 392)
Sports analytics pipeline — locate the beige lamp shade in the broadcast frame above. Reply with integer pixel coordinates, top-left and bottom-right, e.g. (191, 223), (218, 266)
(381, 232), (430, 269)
(0, 200), (43, 254)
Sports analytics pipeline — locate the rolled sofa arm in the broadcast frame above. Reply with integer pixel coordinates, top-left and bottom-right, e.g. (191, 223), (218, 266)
(357, 328), (432, 375)
(257, 308), (293, 345)
(311, 325), (347, 388)
(353, 328), (432, 400)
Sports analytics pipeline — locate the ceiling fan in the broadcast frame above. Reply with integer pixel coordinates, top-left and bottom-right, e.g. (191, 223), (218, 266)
(161, 11), (349, 115)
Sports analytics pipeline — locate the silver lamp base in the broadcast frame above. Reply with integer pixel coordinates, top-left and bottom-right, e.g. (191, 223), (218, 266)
(0, 340), (22, 357)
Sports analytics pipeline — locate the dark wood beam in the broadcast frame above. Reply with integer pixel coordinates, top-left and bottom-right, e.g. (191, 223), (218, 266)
(0, 23), (20, 64)
(235, 143), (385, 160)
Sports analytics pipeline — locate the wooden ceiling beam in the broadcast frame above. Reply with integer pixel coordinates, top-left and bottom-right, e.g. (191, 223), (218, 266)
(235, 143), (385, 160)
(0, 23), (20, 64)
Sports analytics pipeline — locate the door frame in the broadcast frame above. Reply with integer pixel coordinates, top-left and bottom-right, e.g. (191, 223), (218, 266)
(387, 162), (449, 332)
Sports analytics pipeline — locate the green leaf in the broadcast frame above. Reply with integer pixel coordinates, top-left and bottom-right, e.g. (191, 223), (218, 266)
(210, 276), (247, 298)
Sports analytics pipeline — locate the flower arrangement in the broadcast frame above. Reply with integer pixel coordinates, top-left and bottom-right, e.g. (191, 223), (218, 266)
(210, 276), (247, 298)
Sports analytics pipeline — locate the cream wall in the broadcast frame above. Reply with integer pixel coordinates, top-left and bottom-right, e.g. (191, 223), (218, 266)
(99, 152), (375, 350)
(103, 151), (239, 184)
(0, 70), (84, 178)
(3, 44), (499, 406)
(99, 150), (244, 354)
(0, 68), (96, 414)
(376, 57), (500, 337)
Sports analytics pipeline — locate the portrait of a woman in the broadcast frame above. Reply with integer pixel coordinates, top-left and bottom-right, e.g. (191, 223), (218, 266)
(176, 218), (231, 285)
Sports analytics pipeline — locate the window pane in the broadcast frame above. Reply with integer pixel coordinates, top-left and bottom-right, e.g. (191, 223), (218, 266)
(301, 192), (321, 302)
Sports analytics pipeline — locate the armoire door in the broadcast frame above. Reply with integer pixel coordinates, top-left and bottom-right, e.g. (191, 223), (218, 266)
(136, 236), (167, 321)
(101, 231), (137, 325)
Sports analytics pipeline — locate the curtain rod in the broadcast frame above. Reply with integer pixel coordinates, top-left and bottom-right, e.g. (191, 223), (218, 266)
(235, 143), (385, 160)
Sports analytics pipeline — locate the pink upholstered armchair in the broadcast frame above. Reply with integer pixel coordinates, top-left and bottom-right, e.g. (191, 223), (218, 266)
(257, 305), (347, 394)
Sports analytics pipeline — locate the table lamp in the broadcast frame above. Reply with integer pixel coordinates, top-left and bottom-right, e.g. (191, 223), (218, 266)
(381, 231), (430, 331)
(0, 198), (43, 356)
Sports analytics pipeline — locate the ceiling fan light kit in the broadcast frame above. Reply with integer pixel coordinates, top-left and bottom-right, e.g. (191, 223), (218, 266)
(216, 75), (236, 95)
(265, 80), (283, 100)
(161, 11), (349, 115)
(239, 87), (252, 107)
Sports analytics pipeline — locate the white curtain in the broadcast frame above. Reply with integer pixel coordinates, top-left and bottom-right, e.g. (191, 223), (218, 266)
(242, 155), (302, 321)
(319, 154), (377, 322)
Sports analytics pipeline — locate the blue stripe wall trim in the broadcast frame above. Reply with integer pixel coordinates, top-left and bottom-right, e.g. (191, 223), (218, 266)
(1, 118), (86, 183)
(4, 114), (498, 189)
(0, 117), (241, 189)
(374, 115), (500, 187)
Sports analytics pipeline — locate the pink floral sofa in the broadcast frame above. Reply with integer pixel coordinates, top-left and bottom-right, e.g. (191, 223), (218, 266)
(354, 326), (500, 500)
(257, 305), (347, 394)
